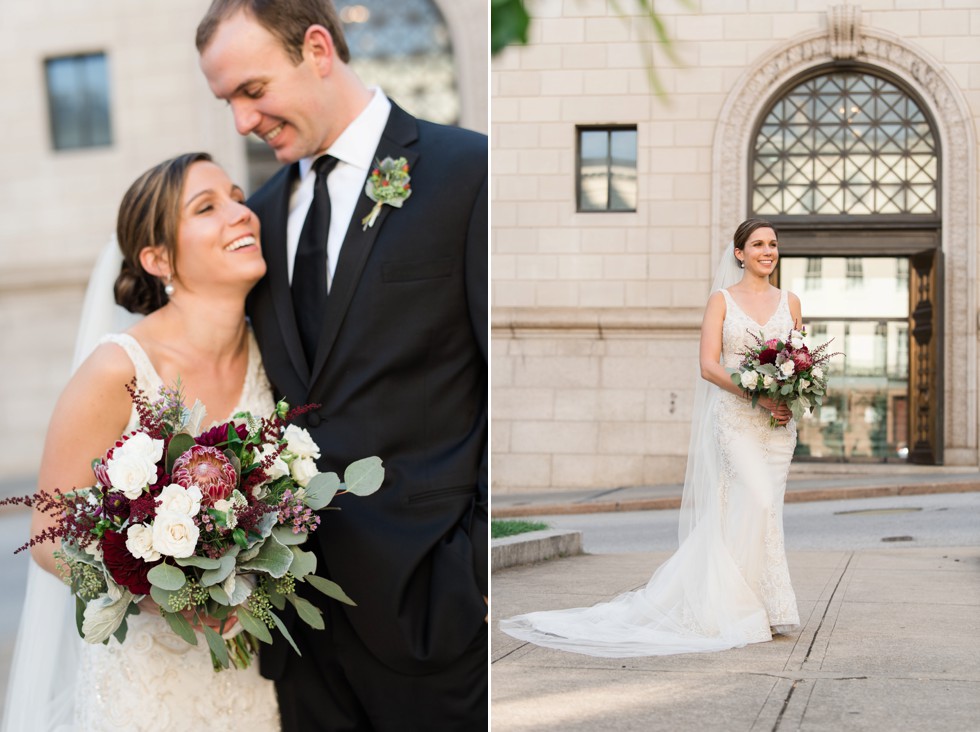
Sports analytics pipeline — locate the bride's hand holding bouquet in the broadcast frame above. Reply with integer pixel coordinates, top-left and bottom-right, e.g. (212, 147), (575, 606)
(731, 326), (840, 428)
(4, 381), (384, 672)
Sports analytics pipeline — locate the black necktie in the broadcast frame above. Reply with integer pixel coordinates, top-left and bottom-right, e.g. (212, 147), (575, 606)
(292, 155), (338, 365)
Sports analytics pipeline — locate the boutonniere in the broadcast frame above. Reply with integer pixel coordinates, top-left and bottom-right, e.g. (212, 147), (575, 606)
(361, 157), (412, 230)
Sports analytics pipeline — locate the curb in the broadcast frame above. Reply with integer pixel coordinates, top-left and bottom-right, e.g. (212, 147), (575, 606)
(491, 480), (980, 519)
(491, 529), (582, 571)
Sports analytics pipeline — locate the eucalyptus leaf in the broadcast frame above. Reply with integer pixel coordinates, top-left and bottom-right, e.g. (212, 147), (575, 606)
(254, 510), (279, 539)
(175, 555), (222, 570)
(202, 623), (230, 669)
(148, 563), (187, 591)
(201, 552), (238, 587)
(232, 528), (248, 550)
(238, 535), (294, 578)
(305, 574), (356, 606)
(303, 472), (341, 510)
(237, 607), (273, 644)
(269, 590), (286, 611)
(112, 617), (130, 645)
(288, 546), (317, 579)
(166, 433), (196, 473)
(162, 611), (198, 646)
(74, 596), (85, 638)
(287, 594), (325, 630)
(268, 611), (301, 656)
(343, 456), (384, 497)
(209, 585), (231, 606)
(150, 585), (178, 610)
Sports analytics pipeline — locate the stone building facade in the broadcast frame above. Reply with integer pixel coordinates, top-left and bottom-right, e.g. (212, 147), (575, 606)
(0, 0), (487, 482)
(491, 0), (979, 494)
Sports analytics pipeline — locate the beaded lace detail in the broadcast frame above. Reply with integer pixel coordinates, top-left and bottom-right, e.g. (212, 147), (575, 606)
(75, 330), (280, 731)
(716, 289), (800, 627)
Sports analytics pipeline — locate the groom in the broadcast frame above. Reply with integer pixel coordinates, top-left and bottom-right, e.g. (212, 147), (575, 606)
(197, 2), (487, 730)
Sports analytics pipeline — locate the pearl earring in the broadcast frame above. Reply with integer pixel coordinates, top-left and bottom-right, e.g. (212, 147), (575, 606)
(164, 275), (175, 297)
(738, 260), (744, 269)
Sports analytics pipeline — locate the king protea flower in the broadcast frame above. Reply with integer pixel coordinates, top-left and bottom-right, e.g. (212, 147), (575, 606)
(171, 444), (237, 504)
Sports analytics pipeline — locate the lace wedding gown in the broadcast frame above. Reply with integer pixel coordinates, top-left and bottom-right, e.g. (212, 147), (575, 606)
(500, 289), (800, 657)
(73, 332), (281, 731)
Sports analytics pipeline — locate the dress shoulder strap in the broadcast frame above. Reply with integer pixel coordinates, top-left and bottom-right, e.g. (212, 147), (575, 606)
(99, 333), (164, 394)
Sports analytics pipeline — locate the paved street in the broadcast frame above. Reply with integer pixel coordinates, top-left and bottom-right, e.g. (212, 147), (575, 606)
(523, 492), (980, 554)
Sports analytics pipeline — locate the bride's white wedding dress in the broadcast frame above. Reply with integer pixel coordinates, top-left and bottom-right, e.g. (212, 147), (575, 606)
(72, 332), (281, 731)
(500, 288), (800, 657)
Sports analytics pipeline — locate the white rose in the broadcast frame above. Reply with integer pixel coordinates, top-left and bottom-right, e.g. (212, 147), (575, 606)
(290, 456), (319, 487)
(812, 366), (824, 380)
(106, 433), (163, 499)
(156, 483), (202, 517)
(125, 523), (161, 562)
(799, 378), (811, 391)
(739, 370), (759, 390)
(256, 443), (289, 482)
(790, 330), (805, 349)
(152, 511), (200, 558)
(779, 360), (796, 377)
(283, 425), (321, 460)
(762, 374), (775, 389)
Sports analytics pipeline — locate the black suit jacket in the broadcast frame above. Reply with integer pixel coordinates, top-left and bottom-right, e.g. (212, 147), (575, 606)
(246, 103), (487, 677)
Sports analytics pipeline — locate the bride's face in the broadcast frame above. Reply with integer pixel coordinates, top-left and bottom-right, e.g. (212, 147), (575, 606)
(737, 227), (778, 277)
(174, 161), (266, 294)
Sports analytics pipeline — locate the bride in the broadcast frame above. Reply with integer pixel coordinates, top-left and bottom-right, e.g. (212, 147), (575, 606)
(2, 153), (281, 730)
(500, 218), (802, 657)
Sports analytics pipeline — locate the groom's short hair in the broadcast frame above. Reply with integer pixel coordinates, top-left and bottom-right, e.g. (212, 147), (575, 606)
(196, 0), (350, 65)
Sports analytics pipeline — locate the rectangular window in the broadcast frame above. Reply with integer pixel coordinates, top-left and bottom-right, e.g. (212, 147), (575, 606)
(45, 53), (112, 150)
(577, 126), (637, 212)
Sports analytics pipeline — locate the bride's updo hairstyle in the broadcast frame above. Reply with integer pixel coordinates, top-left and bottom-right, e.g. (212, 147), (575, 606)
(114, 152), (213, 314)
(732, 217), (778, 266)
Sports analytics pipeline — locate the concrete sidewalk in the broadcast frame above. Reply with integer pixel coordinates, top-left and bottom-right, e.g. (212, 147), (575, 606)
(491, 546), (980, 731)
(492, 468), (980, 518)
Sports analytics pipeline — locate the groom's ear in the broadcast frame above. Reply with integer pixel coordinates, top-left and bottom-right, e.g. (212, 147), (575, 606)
(139, 246), (171, 279)
(304, 24), (336, 76)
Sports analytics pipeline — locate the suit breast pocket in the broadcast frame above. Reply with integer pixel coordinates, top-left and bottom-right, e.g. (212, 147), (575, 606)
(382, 257), (455, 283)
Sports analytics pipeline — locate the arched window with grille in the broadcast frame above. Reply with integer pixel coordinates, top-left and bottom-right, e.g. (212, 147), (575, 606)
(750, 67), (942, 464)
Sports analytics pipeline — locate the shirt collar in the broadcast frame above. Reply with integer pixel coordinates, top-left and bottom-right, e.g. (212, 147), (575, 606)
(298, 88), (391, 179)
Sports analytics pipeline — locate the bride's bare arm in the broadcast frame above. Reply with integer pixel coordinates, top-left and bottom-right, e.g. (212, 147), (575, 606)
(30, 344), (134, 577)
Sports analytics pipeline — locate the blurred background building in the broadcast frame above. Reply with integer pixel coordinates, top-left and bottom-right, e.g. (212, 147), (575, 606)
(491, 0), (979, 494)
(0, 0), (487, 484)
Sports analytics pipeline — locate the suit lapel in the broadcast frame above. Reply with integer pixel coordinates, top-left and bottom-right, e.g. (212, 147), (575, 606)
(261, 165), (311, 384)
(309, 104), (420, 385)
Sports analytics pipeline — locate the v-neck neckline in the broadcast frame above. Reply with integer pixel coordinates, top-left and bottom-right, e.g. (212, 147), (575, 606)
(724, 288), (784, 329)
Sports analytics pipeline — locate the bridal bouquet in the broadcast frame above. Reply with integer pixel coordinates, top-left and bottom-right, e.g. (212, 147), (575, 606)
(731, 327), (838, 427)
(9, 381), (383, 670)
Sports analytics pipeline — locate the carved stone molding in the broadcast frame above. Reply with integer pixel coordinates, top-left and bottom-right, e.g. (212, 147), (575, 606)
(711, 25), (978, 462)
(829, 5), (861, 60)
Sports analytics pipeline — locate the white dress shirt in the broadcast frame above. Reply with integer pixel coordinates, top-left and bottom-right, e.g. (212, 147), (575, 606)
(286, 88), (392, 290)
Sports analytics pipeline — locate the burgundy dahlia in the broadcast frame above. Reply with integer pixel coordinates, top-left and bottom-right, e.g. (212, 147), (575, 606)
(196, 422), (248, 448)
(171, 444), (237, 504)
(102, 529), (157, 595)
(758, 347), (779, 365)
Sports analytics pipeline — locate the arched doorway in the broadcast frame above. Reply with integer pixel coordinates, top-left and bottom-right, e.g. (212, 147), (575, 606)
(750, 66), (941, 463)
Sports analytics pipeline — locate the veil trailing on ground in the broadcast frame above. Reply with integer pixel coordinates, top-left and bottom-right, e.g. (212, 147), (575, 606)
(2, 238), (140, 732)
(497, 240), (766, 657)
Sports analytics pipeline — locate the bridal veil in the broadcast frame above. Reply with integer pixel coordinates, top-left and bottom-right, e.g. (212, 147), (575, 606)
(2, 239), (139, 732)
